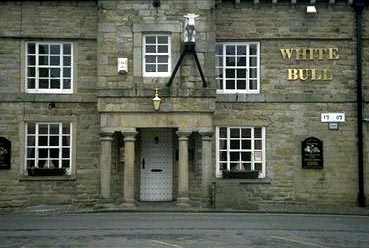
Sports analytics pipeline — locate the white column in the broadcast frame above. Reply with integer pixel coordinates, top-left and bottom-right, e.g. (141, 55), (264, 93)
(99, 131), (114, 200)
(122, 129), (137, 208)
(199, 129), (213, 207)
(176, 130), (192, 207)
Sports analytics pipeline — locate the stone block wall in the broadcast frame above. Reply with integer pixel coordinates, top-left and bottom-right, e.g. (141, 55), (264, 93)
(0, 1), (99, 210)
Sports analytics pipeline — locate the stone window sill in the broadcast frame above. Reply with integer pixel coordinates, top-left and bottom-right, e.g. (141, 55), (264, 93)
(214, 178), (271, 184)
(19, 175), (76, 181)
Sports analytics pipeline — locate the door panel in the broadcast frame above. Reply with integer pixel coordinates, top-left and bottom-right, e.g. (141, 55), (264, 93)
(140, 129), (173, 201)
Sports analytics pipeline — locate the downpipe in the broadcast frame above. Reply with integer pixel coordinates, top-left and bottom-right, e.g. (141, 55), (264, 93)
(352, 0), (367, 207)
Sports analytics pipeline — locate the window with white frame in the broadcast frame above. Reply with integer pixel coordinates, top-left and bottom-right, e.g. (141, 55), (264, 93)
(216, 42), (260, 93)
(25, 123), (72, 175)
(216, 127), (266, 178)
(26, 42), (73, 93)
(143, 34), (171, 77)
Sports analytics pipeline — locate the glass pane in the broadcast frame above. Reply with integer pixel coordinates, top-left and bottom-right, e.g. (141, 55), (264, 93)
(27, 136), (35, 146)
(226, 46), (235, 55)
(216, 56), (223, 67)
(38, 44), (49, 54)
(39, 136), (48, 146)
(63, 79), (71, 89)
(63, 68), (71, 77)
(38, 148), (48, 158)
(157, 36), (168, 44)
(50, 148), (59, 158)
(63, 56), (71, 66)
(39, 79), (49, 89)
(250, 80), (258, 90)
(219, 163), (227, 171)
(230, 140), (240, 149)
(27, 79), (35, 89)
(237, 57), (246, 66)
(237, 46), (246, 56)
(39, 56), (48, 65)
(62, 136), (70, 146)
(216, 68), (223, 78)
(229, 152), (239, 161)
(146, 45), (156, 53)
(237, 80), (246, 90)
(50, 79), (60, 89)
(255, 140), (262, 150)
(52, 160), (60, 168)
(249, 68), (257, 78)
(216, 44), (223, 55)
(50, 68), (60, 78)
(242, 128), (251, 138)
(27, 148), (35, 158)
(39, 68), (49, 77)
(218, 79), (223, 90)
(242, 140), (251, 149)
(146, 64), (156, 72)
(38, 124), (48, 134)
(145, 36), (156, 44)
(27, 160), (35, 168)
(50, 124), (59, 134)
(243, 163), (251, 171)
(255, 163), (262, 171)
(158, 45), (168, 53)
(27, 123), (36, 134)
(63, 44), (71, 54)
(226, 80), (235, 89)
(28, 67), (35, 77)
(219, 151), (227, 162)
(157, 64), (168, 72)
(49, 136), (59, 146)
(27, 56), (36, 65)
(225, 69), (235, 78)
(146, 55), (156, 63)
(27, 43), (35, 54)
(50, 56), (60, 66)
(62, 124), (70, 134)
(157, 55), (168, 63)
(241, 152), (252, 162)
(236, 69), (247, 79)
(250, 57), (257, 67)
(254, 128), (262, 138)
(249, 44), (257, 55)
(230, 128), (240, 138)
(230, 163), (238, 171)
(62, 160), (70, 168)
(219, 139), (227, 150)
(226, 57), (235, 66)
(62, 148), (70, 158)
(50, 45), (60, 54)
(219, 127), (227, 138)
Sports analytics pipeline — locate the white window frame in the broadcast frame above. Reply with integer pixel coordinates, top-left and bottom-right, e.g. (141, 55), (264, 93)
(143, 34), (171, 77)
(25, 42), (73, 94)
(25, 122), (73, 175)
(216, 42), (260, 94)
(216, 126), (266, 178)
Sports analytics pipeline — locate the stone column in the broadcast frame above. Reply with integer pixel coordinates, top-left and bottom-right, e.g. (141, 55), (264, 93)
(122, 129), (137, 208)
(99, 131), (114, 200)
(199, 129), (213, 208)
(176, 130), (192, 207)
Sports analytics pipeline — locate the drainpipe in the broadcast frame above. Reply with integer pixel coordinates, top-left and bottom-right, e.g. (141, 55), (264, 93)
(352, 0), (367, 207)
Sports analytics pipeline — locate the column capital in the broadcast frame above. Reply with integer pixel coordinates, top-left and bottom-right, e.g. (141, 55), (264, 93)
(121, 128), (138, 141)
(99, 130), (114, 141)
(176, 130), (192, 138)
(199, 128), (213, 139)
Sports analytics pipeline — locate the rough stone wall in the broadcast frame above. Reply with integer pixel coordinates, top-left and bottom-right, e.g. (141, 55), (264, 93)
(0, 1), (99, 210)
(214, 2), (366, 209)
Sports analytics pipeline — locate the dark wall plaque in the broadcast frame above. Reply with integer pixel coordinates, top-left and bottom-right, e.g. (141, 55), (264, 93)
(0, 137), (11, 169)
(302, 137), (323, 169)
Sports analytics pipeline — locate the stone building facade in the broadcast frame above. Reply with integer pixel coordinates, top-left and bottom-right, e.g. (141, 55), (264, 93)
(0, 0), (368, 212)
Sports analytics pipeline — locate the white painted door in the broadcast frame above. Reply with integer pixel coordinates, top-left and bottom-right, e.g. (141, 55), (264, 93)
(140, 129), (173, 201)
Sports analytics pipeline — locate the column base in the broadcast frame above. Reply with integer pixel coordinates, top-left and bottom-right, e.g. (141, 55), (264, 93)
(176, 197), (191, 208)
(120, 201), (136, 209)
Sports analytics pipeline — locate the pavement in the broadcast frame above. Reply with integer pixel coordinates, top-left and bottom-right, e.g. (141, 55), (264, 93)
(1, 211), (369, 248)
